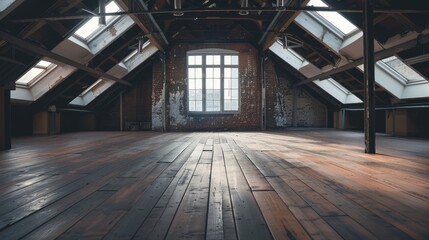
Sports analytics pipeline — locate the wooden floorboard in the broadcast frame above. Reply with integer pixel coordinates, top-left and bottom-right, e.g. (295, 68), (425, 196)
(0, 130), (428, 239)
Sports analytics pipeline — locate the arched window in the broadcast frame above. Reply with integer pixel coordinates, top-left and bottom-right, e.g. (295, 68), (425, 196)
(187, 49), (239, 113)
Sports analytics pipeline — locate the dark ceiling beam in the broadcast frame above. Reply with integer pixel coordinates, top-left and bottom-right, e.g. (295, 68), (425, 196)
(7, 7), (429, 23)
(0, 56), (27, 66)
(392, 13), (425, 33)
(259, 0), (311, 51)
(115, 0), (168, 51)
(293, 32), (429, 87)
(0, 31), (132, 86)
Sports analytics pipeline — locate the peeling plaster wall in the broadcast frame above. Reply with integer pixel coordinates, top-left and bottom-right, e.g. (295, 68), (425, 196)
(152, 43), (261, 131)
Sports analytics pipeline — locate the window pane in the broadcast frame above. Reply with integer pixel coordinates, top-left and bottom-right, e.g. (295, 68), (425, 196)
(231, 100), (239, 110)
(189, 79), (195, 89)
(232, 89), (239, 99)
(225, 68), (231, 78)
(206, 55), (213, 65)
(207, 90), (214, 100)
(224, 100), (231, 111)
(214, 79), (220, 89)
(196, 90), (202, 100)
(195, 68), (202, 78)
(214, 68), (220, 78)
(224, 89), (231, 98)
(188, 56), (195, 65)
(37, 60), (51, 68)
(225, 56), (231, 65)
(189, 101), (196, 111)
(214, 55), (221, 65)
(206, 68), (213, 78)
(195, 56), (202, 65)
(231, 56), (238, 65)
(196, 79), (202, 89)
(206, 79), (213, 89)
(214, 90), (221, 100)
(231, 68), (238, 78)
(188, 68), (195, 78)
(16, 68), (44, 84)
(189, 90), (195, 100)
(232, 78), (238, 88)
(196, 101), (203, 111)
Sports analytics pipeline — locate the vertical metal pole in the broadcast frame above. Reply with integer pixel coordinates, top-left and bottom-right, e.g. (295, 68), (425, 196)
(119, 91), (123, 131)
(162, 53), (167, 132)
(261, 54), (266, 130)
(341, 109), (345, 130)
(98, 0), (106, 25)
(363, 0), (376, 153)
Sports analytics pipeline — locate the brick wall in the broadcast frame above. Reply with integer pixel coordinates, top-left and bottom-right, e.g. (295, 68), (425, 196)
(265, 59), (327, 128)
(152, 43), (261, 131)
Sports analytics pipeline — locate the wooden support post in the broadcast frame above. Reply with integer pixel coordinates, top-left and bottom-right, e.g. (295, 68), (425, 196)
(261, 54), (266, 130)
(363, 0), (376, 153)
(0, 87), (11, 150)
(162, 53), (167, 132)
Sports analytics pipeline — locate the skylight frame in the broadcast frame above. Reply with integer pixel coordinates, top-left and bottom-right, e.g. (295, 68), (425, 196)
(73, 0), (122, 42)
(306, 0), (358, 37)
(379, 55), (427, 85)
(15, 60), (57, 87)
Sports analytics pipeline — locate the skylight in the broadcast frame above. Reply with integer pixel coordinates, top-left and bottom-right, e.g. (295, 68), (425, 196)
(0, 0), (15, 12)
(74, 1), (120, 39)
(381, 56), (426, 83)
(16, 60), (57, 85)
(307, 0), (357, 35)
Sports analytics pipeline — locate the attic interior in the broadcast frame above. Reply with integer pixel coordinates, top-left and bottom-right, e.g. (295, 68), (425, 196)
(0, 0), (428, 239)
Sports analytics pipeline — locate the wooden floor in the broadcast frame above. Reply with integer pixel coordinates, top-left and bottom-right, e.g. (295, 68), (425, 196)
(0, 130), (428, 240)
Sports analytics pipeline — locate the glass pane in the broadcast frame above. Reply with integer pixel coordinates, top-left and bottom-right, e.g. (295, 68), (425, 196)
(381, 56), (425, 83)
(206, 68), (213, 78)
(196, 101), (203, 111)
(16, 68), (44, 84)
(307, 0), (357, 35)
(231, 100), (239, 110)
(224, 100), (231, 111)
(196, 79), (202, 89)
(189, 79), (195, 89)
(224, 89), (231, 98)
(188, 68), (195, 78)
(224, 68), (231, 78)
(231, 68), (238, 78)
(214, 79), (220, 89)
(214, 55), (221, 65)
(214, 90), (220, 100)
(196, 90), (202, 100)
(207, 90), (214, 100)
(206, 55), (213, 65)
(195, 68), (202, 78)
(214, 68), (220, 78)
(206, 79), (213, 89)
(232, 78), (238, 88)
(195, 56), (202, 65)
(188, 56), (195, 65)
(224, 78), (231, 88)
(189, 101), (195, 111)
(74, 1), (120, 39)
(224, 56), (231, 65)
(231, 56), (238, 65)
(232, 89), (239, 99)
(189, 90), (195, 100)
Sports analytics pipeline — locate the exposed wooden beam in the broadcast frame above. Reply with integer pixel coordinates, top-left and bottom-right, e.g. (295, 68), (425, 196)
(0, 31), (132, 86)
(0, 0), (25, 20)
(259, 0), (311, 51)
(293, 32), (429, 87)
(116, 0), (167, 52)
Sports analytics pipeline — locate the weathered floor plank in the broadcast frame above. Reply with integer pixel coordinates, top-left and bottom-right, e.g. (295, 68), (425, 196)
(0, 130), (427, 239)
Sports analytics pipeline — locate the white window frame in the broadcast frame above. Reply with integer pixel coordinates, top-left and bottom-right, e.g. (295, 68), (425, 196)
(187, 49), (240, 114)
